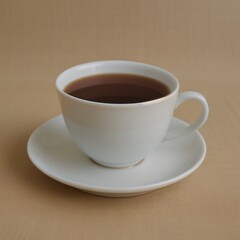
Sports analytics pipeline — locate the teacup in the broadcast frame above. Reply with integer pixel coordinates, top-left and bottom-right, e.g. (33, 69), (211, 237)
(56, 61), (209, 168)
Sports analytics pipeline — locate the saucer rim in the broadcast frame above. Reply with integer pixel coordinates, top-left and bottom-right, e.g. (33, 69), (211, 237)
(27, 115), (206, 194)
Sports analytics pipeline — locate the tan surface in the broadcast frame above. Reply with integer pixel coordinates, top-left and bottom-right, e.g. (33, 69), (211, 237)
(1, 0), (240, 239)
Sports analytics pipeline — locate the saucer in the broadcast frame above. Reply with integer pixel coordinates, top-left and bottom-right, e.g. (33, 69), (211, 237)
(27, 116), (206, 197)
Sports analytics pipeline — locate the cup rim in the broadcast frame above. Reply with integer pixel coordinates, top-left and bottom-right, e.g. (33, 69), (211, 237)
(56, 60), (179, 108)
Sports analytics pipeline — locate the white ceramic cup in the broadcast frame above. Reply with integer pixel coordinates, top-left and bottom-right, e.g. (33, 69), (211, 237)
(56, 61), (209, 168)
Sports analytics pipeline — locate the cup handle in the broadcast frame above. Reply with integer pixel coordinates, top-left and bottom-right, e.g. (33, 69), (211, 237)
(164, 91), (209, 140)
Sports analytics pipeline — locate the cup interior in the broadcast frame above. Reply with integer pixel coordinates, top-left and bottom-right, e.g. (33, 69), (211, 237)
(56, 61), (179, 97)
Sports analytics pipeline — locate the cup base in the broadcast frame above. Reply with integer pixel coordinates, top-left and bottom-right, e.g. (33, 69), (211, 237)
(89, 158), (145, 169)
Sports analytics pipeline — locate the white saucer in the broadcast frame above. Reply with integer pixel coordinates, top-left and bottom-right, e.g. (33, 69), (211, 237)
(27, 116), (206, 197)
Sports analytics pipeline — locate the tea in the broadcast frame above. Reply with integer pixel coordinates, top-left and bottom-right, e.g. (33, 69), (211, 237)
(64, 73), (170, 104)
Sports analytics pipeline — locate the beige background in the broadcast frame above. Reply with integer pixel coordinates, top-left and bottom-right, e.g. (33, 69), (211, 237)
(1, 0), (240, 239)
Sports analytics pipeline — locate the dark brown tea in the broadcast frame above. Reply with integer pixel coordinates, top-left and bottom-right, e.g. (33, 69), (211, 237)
(64, 74), (170, 104)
